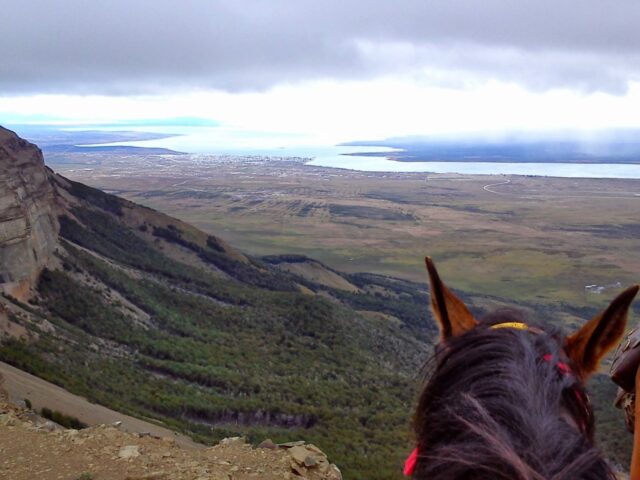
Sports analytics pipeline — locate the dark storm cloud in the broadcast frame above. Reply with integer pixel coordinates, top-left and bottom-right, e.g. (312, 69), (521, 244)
(2, 0), (639, 95)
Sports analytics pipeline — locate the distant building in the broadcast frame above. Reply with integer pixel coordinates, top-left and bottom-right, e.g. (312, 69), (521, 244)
(585, 285), (605, 294)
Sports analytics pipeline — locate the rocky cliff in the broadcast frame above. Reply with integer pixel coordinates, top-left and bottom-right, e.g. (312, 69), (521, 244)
(0, 127), (59, 299)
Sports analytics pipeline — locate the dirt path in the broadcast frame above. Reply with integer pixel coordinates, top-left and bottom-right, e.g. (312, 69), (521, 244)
(482, 178), (511, 195)
(0, 361), (199, 449)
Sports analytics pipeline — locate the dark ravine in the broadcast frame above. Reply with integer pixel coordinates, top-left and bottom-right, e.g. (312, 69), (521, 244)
(184, 409), (318, 429)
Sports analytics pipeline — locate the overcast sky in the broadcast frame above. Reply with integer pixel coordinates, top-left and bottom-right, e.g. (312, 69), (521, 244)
(2, 0), (640, 142)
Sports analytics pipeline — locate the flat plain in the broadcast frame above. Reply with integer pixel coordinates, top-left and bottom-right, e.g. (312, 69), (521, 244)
(48, 151), (640, 319)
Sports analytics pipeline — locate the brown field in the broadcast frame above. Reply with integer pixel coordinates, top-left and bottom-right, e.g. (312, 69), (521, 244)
(48, 152), (640, 315)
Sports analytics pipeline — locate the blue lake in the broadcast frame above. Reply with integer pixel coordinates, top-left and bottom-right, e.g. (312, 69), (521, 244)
(85, 126), (640, 179)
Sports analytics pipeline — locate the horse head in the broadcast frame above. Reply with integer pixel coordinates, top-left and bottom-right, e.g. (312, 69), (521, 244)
(408, 257), (639, 480)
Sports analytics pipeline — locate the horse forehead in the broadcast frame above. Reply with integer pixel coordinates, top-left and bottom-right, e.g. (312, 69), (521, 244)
(478, 313), (567, 354)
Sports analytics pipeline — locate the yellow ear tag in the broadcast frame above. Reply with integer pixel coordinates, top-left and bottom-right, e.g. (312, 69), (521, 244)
(491, 322), (529, 330)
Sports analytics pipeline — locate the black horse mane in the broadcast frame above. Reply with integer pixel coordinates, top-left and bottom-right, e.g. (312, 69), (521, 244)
(413, 309), (615, 480)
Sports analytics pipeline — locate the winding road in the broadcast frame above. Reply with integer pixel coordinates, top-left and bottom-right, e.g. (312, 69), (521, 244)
(482, 178), (511, 195)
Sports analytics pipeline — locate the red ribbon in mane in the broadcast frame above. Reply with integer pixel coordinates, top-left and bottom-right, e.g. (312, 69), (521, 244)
(403, 447), (419, 476)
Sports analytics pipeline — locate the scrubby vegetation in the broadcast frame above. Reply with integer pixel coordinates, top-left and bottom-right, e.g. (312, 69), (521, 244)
(41, 407), (88, 430)
(0, 185), (430, 480)
(152, 223), (296, 291)
(65, 177), (124, 216)
(588, 373), (634, 469)
(75, 473), (94, 480)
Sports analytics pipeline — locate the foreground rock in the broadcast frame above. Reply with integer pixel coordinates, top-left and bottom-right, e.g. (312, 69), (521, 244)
(284, 443), (341, 479)
(0, 402), (341, 479)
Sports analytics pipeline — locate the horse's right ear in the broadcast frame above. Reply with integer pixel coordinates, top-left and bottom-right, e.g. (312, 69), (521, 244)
(426, 257), (477, 340)
(565, 285), (639, 379)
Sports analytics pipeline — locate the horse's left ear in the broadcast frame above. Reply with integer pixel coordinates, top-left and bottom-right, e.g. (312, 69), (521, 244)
(425, 257), (478, 340)
(566, 285), (639, 379)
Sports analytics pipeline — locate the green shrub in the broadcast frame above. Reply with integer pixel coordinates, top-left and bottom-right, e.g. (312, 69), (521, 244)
(40, 407), (88, 430)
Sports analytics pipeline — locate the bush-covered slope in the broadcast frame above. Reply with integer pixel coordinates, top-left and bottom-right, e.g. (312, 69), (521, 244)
(0, 174), (434, 480)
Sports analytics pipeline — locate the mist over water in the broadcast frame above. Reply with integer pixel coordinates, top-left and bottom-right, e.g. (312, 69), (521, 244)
(86, 126), (640, 179)
(308, 156), (640, 178)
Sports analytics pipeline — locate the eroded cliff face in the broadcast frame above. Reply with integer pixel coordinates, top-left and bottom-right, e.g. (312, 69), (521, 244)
(0, 127), (59, 298)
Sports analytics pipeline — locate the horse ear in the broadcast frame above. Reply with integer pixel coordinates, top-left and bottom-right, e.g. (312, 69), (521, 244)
(565, 285), (639, 379)
(425, 257), (477, 340)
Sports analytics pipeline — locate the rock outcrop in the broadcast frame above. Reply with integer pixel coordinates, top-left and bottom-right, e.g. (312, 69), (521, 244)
(0, 127), (59, 299)
(0, 400), (342, 480)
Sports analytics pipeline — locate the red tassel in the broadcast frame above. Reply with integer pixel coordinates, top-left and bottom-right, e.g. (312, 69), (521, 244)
(404, 447), (419, 476)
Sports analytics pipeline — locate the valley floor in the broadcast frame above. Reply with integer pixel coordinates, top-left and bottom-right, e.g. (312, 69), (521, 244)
(48, 151), (640, 311)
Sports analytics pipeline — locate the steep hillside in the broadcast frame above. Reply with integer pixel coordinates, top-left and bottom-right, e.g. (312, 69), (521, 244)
(0, 360), (199, 448)
(264, 256), (361, 293)
(0, 126), (433, 480)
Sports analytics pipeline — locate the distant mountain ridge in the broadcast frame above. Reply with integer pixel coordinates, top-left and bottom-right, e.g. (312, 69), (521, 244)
(344, 130), (640, 163)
